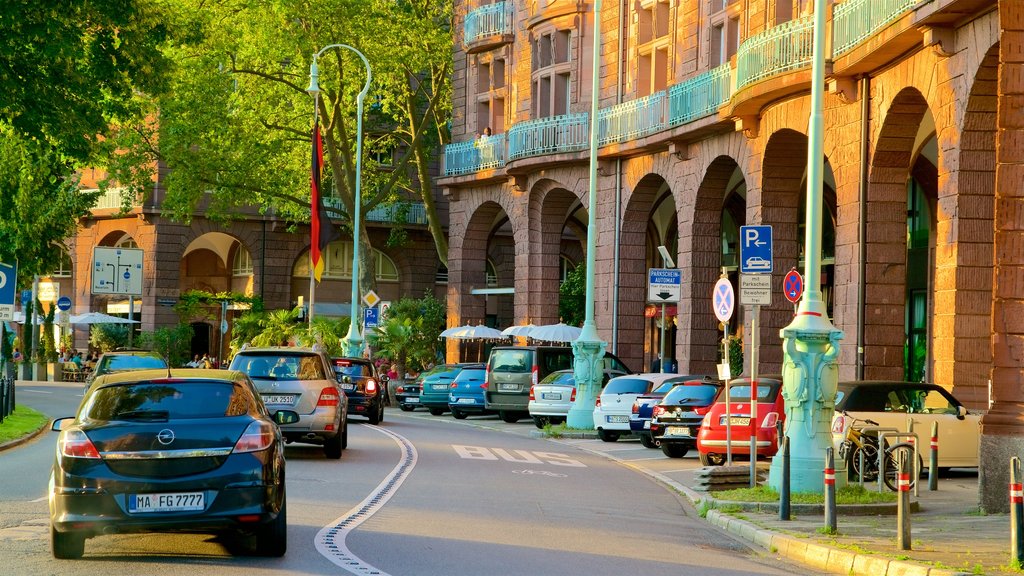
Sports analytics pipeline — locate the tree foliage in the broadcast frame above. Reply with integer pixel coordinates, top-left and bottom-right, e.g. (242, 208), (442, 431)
(371, 293), (445, 372)
(138, 324), (195, 367)
(90, 324), (132, 353)
(559, 264), (586, 327)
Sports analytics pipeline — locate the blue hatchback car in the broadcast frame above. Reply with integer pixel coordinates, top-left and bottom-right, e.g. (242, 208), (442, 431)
(419, 364), (471, 416)
(447, 364), (489, 419)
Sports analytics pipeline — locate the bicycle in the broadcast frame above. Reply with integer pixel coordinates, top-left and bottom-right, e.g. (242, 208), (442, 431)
(837, 412), (921, 491)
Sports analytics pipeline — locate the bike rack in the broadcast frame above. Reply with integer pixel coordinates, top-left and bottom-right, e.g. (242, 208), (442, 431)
(849, 426), (899, 488)
(880, 431), (921, 496)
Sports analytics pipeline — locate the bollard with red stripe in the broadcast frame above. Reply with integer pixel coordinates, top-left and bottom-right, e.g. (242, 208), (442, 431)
(928, 421), (939, 491)
(824, 447), (837, 534)
(897, 449), (912, 550)
(1012, 457), (1023, 564)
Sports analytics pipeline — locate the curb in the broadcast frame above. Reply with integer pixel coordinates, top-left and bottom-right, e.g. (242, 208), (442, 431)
(0, 419), (49, 453)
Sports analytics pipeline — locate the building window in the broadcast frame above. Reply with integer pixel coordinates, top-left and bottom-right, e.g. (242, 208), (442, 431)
(486, 259), (498, 287)
(51, 249), (73, 277)
(709, 2), (740, 67)
(233, 248), (253, 276)
(636, 0), (671, 96)
(115, 235), (138, 249)
(532, 29), (572, 118)
(293, 242), (399, 283)
(476, 56), (507, 133)
(560, 256), (576, 284)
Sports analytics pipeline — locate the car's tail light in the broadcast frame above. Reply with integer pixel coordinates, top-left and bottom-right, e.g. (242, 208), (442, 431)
(652, 405), (665, 418)
(529, 386), (535, 401)
(366, 379), (378, 395)
(233, 420), (275, 453)
(451, 382), (458, 389)
(694, 405), (712, 416)
(481, 382), (488, 389)
(531, 365), (538, 387)
(570, 387), (576, 402)
(396, 386), (405, 394)
(595, 395), (602, 408)
(318, 388), (340, 407)
(59, 429), (100, 459)
(761, 412), (779, 429)
(631, 401), (640, 415)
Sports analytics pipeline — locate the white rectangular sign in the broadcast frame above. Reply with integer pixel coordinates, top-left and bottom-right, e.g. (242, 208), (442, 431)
(92, 247), (144, 296)
(740, 273), (772, 306)
(38, 281), (59, 302)
(648, 268), (682, 303)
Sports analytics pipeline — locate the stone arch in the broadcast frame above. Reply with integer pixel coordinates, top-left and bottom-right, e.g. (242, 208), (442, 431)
(181, 231), (249, 296)
(528, 178), (585, 325)
(865, 87), (932, 380)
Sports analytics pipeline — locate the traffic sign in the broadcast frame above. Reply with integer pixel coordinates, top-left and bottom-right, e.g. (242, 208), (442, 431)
(0, 261), (15, 321)
(380, 300), (392, 319)
(740, 274), (772, 306)
(648, 268), (682, 303)
(362, 290), (380, 308)
(784, 269), (803, 304)
(56, 296), (72, 311)
(20, 289), (30, 306)
(713, 277), (735, 322)
(739, 225), (773, 274)
(363, 306), (380, 329)
(92, 247), (144, 296)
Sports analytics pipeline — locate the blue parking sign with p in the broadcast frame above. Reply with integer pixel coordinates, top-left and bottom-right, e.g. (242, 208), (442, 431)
(739, 225), (773, 274)
(363, 306), (379, 328)
(0, 261), (16, 305)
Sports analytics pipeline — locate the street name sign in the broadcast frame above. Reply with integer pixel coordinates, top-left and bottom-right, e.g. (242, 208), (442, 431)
(648, 268), (682, 303)
(0, 261), (16, 321)
(739, 225), (773, 274)
(740, 273), (772, 306)
(92, 247), (143, 296)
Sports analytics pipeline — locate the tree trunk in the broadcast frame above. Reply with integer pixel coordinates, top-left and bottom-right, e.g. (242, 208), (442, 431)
(412, 137), (448, 266)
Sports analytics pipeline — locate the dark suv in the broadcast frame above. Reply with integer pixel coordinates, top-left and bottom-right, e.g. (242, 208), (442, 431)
(331, 357), (384, 425)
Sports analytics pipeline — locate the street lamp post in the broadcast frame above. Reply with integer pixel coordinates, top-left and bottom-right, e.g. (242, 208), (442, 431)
(306, 44), (372, 358)
(566, 0), (607, 430)
(767, 0), (845, 493)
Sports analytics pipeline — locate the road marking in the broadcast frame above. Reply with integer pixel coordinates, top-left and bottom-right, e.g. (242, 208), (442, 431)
(621, 456), (668, 462)
(512, 469), (568, 478)
(315, 425), (417, 576)
(452, 445), (586, 467)
(20, 389), (52, 394)
(29, 496), (47, 503)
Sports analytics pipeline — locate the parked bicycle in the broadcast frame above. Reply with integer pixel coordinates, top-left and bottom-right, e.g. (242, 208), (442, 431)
(837, 412), (921, 491)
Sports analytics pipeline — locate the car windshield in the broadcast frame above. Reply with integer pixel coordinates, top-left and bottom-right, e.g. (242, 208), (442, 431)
(664, 384), (720, 404)
(103, 355), (166, 372)
(489, 349), (531, 373)
(726, 382), (780, 402)
(604, 378), (653, 395)
(540, 371), (575, 386)
(231, 353), (327, 380)
(81, 381), (252, 420)
(332, 359), (373, 378)
(841, 385), (958, 414)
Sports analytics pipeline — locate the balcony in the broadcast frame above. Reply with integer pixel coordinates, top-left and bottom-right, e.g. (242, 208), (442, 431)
(598, 91), (666, 147)
(82, 188), (140, 211)
(833, 0), (918, 57)
(464, 2), (513, 54)
(668, 63), (733, 126)
(444, 133), (506, 176)
(736, 15), (814, 91)
(507, 112), (589, 162)
(322, 198), (428, 225)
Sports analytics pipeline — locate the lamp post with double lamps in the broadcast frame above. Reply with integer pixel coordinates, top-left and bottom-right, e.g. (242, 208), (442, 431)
(565, 0), (607, 430)
(306, 44), (372, 358)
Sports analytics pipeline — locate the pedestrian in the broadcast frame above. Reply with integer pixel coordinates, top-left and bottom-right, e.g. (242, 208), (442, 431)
(13, 348), (21, 362)
(200, 353), (210, 369)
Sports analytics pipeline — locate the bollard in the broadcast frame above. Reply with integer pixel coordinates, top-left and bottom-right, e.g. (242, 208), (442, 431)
(1012, 457), (1023, 565)
(824, 447), (837, 533)
(897, 449), (912, 550)
(928, 421), (938, 491)
(858, 448), (865, 488)
(780, 435), (791, 521)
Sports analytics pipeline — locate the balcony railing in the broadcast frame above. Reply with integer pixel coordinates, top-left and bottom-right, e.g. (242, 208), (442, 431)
(464, 2), (512, 44)
(507, 112), (589, 161)
(322, 198), (428, 225)
(444, 133), (506, 176)
(81, 188), (140, 210)
(736, 15), (815, 90)
(668, 63), (733, 126)
(597, 91), (666, 147)
(832, 0), (917, 57)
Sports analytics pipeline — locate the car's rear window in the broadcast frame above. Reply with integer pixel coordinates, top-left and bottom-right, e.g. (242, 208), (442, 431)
(663, 384), (720, 404)
(82, 381), (253, 420)
(103, 355), (167, 372)
(455, 369), (486, 382)
(538, 350), (572, 374)
(489, 349), (532, 373)
(231, 353), (328, 380)
(540, 371), (575, 386)
(604, 378), (653, 395)
(726, 382), (780, 402)
(332, 358), (373, 378)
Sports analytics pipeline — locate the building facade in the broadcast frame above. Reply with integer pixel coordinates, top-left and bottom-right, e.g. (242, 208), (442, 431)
(438, 0), (1023, 509)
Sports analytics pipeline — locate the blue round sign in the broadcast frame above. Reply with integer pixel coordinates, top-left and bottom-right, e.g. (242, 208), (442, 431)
(57, 296), (72, 311)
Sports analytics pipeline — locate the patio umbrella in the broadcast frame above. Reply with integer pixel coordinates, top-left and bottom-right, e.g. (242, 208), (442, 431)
(501, 324), (536, 337)
(528, 322), (582, 343)
(441, 324), (507, 361)
(69, 312), (140, 325)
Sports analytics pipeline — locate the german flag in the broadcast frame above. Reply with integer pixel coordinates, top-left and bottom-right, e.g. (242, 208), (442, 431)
(311, 119), (340, 282)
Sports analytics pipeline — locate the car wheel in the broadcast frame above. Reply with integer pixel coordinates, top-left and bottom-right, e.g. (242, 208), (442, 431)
(499, 411), (520, 423)
(597, 429), (619, 442)
(532, 416), (548, 429)
(640, 433), (658, 449)
(451, 409), (468, 420)
(367, 403), (381, 425)
(323, 432), (343, 459)
(699, 451), (724, 466)
(253, 493), (287, 557)
(661, 443), (689, 458)
(51, 526), (85, 559)
(429, 408), (445, 416)
(399, 404), (415, 412)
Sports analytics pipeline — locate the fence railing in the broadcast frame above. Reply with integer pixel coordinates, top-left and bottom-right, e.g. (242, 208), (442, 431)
(322, 198), (428, 225)
(507, 112), (589, 161)
(736, 15), (815, 90)
(668, 63), (733, 126)
(464, 2), (513, 44)
(832, 0), (918, 57)
(81, 188), (140, 210)
(597, 91), (667, 147)
(444, 133), (506, 176)
(0, 375), (14, 423)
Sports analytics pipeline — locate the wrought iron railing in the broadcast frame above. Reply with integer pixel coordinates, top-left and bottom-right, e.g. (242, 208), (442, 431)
(832, 0), (917, 57)
(736, 15), (815, 90)
(464, 2), (513, 44)
(444, 133), (506, 176)
(507, 112), (589, 161)
(597, 91), (667, 146)
(322, 198), (428, 225)
(668, 63), (733, 126)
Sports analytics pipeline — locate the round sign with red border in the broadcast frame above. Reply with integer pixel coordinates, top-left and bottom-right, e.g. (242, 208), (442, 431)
(784, 269), (803, 304)
(713, 277), (734, 322)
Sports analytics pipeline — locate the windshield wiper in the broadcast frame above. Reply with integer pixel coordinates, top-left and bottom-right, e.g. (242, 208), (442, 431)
(114, 410), (169, 421)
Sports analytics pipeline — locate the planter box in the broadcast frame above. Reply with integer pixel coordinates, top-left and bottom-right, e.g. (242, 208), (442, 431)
(47, 362), (63, 382)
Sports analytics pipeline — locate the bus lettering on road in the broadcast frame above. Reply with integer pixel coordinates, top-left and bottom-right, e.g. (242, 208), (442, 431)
(452, 445), (586, 467)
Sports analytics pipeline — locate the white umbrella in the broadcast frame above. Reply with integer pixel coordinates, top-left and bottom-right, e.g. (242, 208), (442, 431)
(443, 324), (506, 340)
(501, 324), (536, 337)
(69, 312), (140, 325)
(528, 322), (582, 343)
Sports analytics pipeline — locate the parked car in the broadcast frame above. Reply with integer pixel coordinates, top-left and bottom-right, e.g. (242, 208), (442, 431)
(230, 347), (348, 459)
(395, 376), (422, 411)
(631, 374), (715, 448)
(331, 357), (385, 425)
(85, 349), (167, 385)
(831, 380), (980, 470)
(528, 367), (628, 429)
(419, 363), (471, 415)
(650, 380), (724, 458)
(697, 375), (784, 466)
(48, 369), (297, 559)
(447, 364), (489, 419)
(486, 346), (632, 424)
(593, 373), (683, 442)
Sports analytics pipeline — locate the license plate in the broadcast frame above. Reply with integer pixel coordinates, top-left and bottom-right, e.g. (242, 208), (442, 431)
(541, 392), (561, 400)
(431, 384), (447, 391)
(129, 492), (205, 513)
(666, 426), (692, 437)
(643, 420), (651, 429)
(607, 415), (629, 423)
(457, 397), (476, 404)
(262, 394), (296, 405)
(340, 383), (356, 391)
(405, 397), (419, 403)
(727, 417), (751, 426)
(499, 383), (518, 391)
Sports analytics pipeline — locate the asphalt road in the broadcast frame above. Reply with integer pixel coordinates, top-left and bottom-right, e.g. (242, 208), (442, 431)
(0, 383), (818, 576)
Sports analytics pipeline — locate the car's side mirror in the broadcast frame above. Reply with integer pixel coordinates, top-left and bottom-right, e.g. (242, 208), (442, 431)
(51, 417), (73, 432)
(957, 405), (967, 420)
(274, 410), (300, 425)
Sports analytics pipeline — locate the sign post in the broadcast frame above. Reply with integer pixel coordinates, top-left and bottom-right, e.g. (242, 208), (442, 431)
(0, 262), (17, 322)
(740, 225), (774, 487)
(649, 268), (681, 373)
(713, 275), (735, 465)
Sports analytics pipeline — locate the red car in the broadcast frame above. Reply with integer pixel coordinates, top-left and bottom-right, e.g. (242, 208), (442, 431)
(696, 376), (784, 466)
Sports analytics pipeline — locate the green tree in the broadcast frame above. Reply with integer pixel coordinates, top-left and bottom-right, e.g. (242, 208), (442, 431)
(370, 316), (421, 405)
(377, 293), (445, 371)
(250, 308), (303, 348)
(229, 310), (268, 358)
(559, 264), (586, 327)
(295, 316), (350, 357)
(39, 300), (57, 363)
(90, 324), (131, 353)
(138, 324), (195, 368)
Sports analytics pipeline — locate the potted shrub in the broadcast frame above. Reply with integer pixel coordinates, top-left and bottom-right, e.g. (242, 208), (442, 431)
(40, 300), (61, 381)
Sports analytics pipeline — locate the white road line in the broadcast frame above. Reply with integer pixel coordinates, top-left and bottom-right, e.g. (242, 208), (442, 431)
(621, 456), (668, 461)
(315, 425), (418, 576)
(20, 389), (52, 394)
(29, 496), (47, 503)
